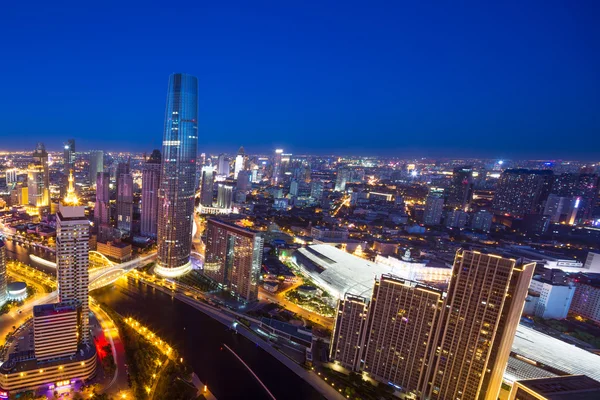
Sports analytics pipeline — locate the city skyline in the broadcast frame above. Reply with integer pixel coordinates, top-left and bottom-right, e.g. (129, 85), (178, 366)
(1, 2), (599, 158)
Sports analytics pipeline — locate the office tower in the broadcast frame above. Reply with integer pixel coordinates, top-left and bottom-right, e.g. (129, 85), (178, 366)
(271, 149), (283, 185)
(95, 172), (111, 241)
(32, 142), (49, 192)
(156, 73), (198, 277)
(5, 168), (17, 185)
(0, 240), (6, 307)
(234, 146), (245, 179)
(62, 139), (76, 198)
(447, 166), (473, 211)
(27, 162), (49, 207)
(471, 210), (493, 231)
(217, 153), (229, 177)
(335, 167), (350, 192)
(492, 169), (554, 217)
(423, 195), (444, 225)
(33, 302), (81, 361)
(56, 171), (90, 343)
(115, 159), (130, 197)
(543, 194), (579, 224)
(527, 278), (575, 320)
(445, 210), (469, 228)
(551, 173), (599, 222)
(364, 275), (444, 396)
(508, 375), (600, 400)
(570, 283), (600, 323)
(217, 184), (233, 209)
(141, 150), (161, 237)
(88, 150), (104, 187)
(200, 165), (215, 207)
(425, 250), (535, 400)
(204, 219), (264, 302)
(310, 180), (324, 200)
(236, 170), (252, 192)
(289, 179), (299, 197)
(117, 172), (133, 234)
(330, 294), (369, 371)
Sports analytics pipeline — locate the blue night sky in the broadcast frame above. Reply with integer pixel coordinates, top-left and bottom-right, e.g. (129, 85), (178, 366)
(1, 1), (599, 158)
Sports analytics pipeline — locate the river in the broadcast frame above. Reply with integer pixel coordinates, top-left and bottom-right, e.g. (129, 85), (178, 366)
(91, 278), (324, 400)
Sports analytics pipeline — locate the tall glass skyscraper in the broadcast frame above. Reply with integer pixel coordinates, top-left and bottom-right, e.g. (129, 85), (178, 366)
(156, 73), (198, 277)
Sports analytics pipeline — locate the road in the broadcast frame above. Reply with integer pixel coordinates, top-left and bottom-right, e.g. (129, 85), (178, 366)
(258, 289), (334, 330)
(0, 291), (57, 347)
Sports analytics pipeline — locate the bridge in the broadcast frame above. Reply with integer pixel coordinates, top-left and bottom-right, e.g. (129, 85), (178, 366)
(88, 252), (157, 290)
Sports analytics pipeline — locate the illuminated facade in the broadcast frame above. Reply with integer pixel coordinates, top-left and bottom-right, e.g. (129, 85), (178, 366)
(34, 302), (81, 361)
(88, 150), (103, 187)
(426, 250), (534, 400)
(330, 294), (369, 370)
(156, 73), (198, 277)
(200, 165), (215, 207)
(234, 146), (245, 179)
(204, 219), (263, 302)
(94, 172), (111, 241)
(116, 171), (133, 234)
(0, 240), (6, 307)
(141, 150), (161, 238)
(492, 169), (553, 217)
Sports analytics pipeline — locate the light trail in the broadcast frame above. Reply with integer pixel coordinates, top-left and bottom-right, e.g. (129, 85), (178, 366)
(29, 254), (56, 268)
(222, 343), (276, 400)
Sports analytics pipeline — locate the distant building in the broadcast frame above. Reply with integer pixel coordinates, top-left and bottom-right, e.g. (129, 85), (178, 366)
(200, 165), (215, 207)
(509, 375), (600, 400)
(204, 219), (264, 302)
(0, 240), (6, 307)
(217, 153), (229, 177)
(310, 180), (324, 200)
(446, 166), (473, 210)
(271, 149), (283, 185)
(585, 252), (600, 272)
(216, 184), (233, 210)
(330, 294), (368, 370)
(527, 278), (575, 320)
(236, 170), (252, 192)
(423, 195), (444, 225)
(88, 150), (104, 187)
(445, 209), (469, 228)
(141, 150), (161, 238)
(543, 194), (579, 224)
(61, 139), (75, 198)
(552, 173), (599, 222)
(492, 169), (553, 217)
(570, 283), (600, 323)
(32, 142), (49, 196)
(335, 167), (350, 192)
(95, 172), (111, 242)
(27, 162), (49, 208)
(234, 146), (245, 179)
(310, 226), (349, 241)
(116, 172), (133, 234)
(471, 210), (493, 231)
(96, 241), (132, 262)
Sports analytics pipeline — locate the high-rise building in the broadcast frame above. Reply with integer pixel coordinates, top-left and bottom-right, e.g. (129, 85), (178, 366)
(32, 142), (49, 192)
(5, 168), (17, 185)
(425, 250), (534, 400)
(217, 184), (233, 209)
(236, 170), (252, 192)
(570, 283), (600, 323)
(543, 194), (579, 224)
(289, 179), (299, 197)
(33, 302), (81, 361)
(117, 172), (133, 234)
(445, 209), (469, 228)
(447, 166), (473, 211)
(330, 294), (369, 371)
(115, 159), (130, 197)
(364, 275), (444, 396)
(423, 195), (444, 225)
(56, 171), (90, 344)
(271, 149), (283, 185)
(471, 210), (493, 231)
(94, 172), (111, 241)
(27, 162), (49, 208)
(492, 169), (554, 217)
(61, 139), (76, 198)
(88, 150), (104, 187)
(141, 150), (161, 238)
(335, 167), (351, 192)
(156, 73), (198, 277)
(527, 278), (575, 320)
(551, 173), (599, 222)
(0, 240), (6, 307)
(217, 153), (229, 177)
(310, 180), (324, 200)
(234, 146), (245, 179)
(200, 165), (215, 207)
(204, 219), (264, 302)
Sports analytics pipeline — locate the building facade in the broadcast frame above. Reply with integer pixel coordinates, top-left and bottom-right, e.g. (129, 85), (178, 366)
(94, 172), (111, 242)
(492, 169), (554, 217)
(141, 150), (161, 238)
(33, 302), (81, 361)
(88, 150), (103, 187)
(116, 172), (133, 234)
(0, 240), (6, 307)
(156, 73), (198, 277)
(200, 165), (215, 207)
(204, 219), (263, 302)
(447, 166), (473, 211)
(423, 195), (444, 225)
(330, 294), (369, 371)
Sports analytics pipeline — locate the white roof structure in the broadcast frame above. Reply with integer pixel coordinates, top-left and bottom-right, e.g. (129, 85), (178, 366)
(510, 324), (600, 383)
(292, 244), (400, 299)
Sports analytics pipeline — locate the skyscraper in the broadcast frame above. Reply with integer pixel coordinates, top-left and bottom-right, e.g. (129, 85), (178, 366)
(27, 162), (49, 208)
(447, 166), (474, 211)
(271, 149), (283, 185)
(89, 150), (104, 187)
(117, 172), (133, 234)
(0, 240), (6, 307)
(56, 171), (90, 344)
(32, 142), (49, 192)
(156, 73), (198, 277)
(234, 146), (245, 179)
(425, 250), (534, 400)
(62, 139), (75, 198)
(217, 184), (233, 209)
(94, 172), (111, 241)
(335, 167), (350, 192)
(217, 153), (229, 177)
(330, 294), (369, 371)
(204, 219), (264, 302)
(141, 150), (161, 238)
(423, 195), (444, 225)
(551, 173), (599, 222)
(200, 165), (215, 207)
(492, 169), (554, 217)
(236, 170), (252, 192)
(310, 180), (324, 200)
(364, 275), (444, 396)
